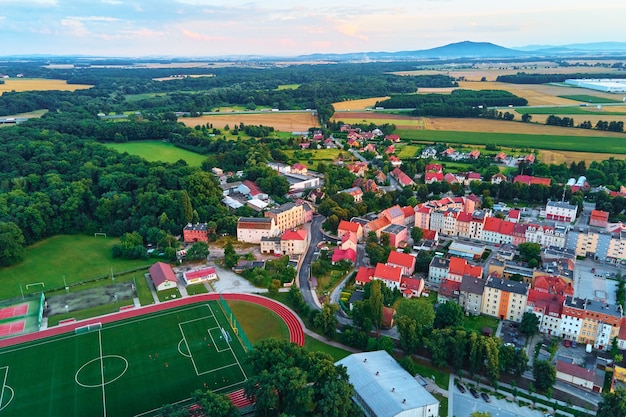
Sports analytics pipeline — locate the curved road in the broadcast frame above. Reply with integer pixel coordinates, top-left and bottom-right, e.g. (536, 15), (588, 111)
(298, 214), (326, 310)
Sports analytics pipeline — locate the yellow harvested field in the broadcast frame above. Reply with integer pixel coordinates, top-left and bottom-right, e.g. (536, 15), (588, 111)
(0, 79), (92, 93)
(178, 112), (319, 132)
(332, 97), (390, 110)
(529, 114), (626, 125)
(417, 87), (458, 94)
(540, 149), (626, 165)
(332, 111), (425, 129)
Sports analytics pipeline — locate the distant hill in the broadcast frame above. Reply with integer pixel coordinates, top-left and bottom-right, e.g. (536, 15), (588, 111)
(517, 42), (626, 53)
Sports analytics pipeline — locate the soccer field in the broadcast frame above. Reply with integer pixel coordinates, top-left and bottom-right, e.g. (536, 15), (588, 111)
(0, 301), (250, 417)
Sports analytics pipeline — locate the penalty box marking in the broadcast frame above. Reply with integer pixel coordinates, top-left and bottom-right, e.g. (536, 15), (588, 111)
(178, 321), (239, 377)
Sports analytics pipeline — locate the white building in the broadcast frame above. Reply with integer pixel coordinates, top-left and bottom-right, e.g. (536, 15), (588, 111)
(545, 201), (578, 223)
(336, 350), (439, 417)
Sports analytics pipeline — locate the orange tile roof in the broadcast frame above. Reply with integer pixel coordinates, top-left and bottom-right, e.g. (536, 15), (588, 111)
(387, 251), (416, 269)
(483, 217), (503, 233)
(282, 229), (307, 241)
(374, 263), (403, 283)
(338, 220), (362, 233)
(355, 267), (375, 285)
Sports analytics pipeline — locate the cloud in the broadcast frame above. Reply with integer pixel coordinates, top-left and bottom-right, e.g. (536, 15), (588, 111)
(181, 29), (225, 42)
(101, 0), (122, 4)
(60, 18), (89, 37)
(66, 16), (120, 22)
(0, 0), (56, 4)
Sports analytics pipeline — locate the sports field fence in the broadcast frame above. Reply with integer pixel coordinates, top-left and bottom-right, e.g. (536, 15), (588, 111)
(218, 293), (253, 352)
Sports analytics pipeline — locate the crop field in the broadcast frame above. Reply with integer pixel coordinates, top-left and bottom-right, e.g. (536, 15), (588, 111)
(106, 140), (207, 166)
(276, 84), (301, 90)
(332, 111), (426, 129)
(178, 112), (319, 132)
(0, 302), (251, 417)
(515, 106), (626, 115)
(0, 79), (92, 93)
(332, 96), (390, 111)
(558, 95), (621, 104)
(1, 110), (48, 119)
(539, 149), (626, 165)
(397, 145), (420, 158)
(0, 235), (153, 300)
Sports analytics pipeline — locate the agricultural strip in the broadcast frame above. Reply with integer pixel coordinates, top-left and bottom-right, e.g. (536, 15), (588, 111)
(178, 112), (319, 132)
(0, 79), (92, 93)
(105, 140), (207, 166)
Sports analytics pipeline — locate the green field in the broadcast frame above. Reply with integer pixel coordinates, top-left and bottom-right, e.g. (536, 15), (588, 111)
(106, 140), (207, 166)
(396, 129), (626, 154)
(228, 300), (289, 344)
(0, 302), (250, 417)
(0, 235), (154, 300)
(397, 145), (420, 158)
(276, 84), (301, 90)
(284, 148), (343, 167)
(558, 95), (620, 104)
(516, 107), (626, 115)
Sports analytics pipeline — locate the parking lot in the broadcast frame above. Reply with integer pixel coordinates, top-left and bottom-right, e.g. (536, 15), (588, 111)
(575, 258), (621, 303)
(451, 382), (549, 417)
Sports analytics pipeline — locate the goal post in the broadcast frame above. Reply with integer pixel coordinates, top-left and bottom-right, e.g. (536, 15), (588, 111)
(94, 232), (107, 238)
(74, 322), (102, 335)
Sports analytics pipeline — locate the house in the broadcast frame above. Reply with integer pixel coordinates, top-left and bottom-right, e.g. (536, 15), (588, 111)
(182, 267), (218, 285)
(425, 172), (444, 184)
(468, 150), (481, 159)
(385, 145), (396, 155)
(183, 223), (209, 243)
(491, 173), (507, 184)
(381, 224), (408, 248)
(348, 162), (369, 177)
(363, 143), (377, 153)
(382, 307), (396, 329)
(545, 200), (578, 223)
(291, 163), (308, 175)
(421, 147), (437, 158)
(266, 203), (304, 233)
(373, 263), (403, 290)
(385, 134), (401, 142)
(494, 152), (507, 162)
(375, 171), (387, 184)
(387, 251), (416, 276)
(438, 279), (461, 304)
(442, 147), (456, 157)
(355, 266), (375, 286)
(337, 220), (364, 241)
(391, 167), (415, 187)
(400, 277), (424, 298)
(590, 210), (610, 228)
(425, 163), (443, 173)
(459, 275), (486, 315)
(365, 216), (391, 239)
(513, 175), (551, 186)
(240, 179), (269, 200)
(332, 248), (357, 264)
(380, 205), (405, 226)
(448, 256), (483, 282)
(336, 351), (440, 417)
(428, 256), (450, 284)
(481, 276), (529, 322)
(339, 186), (363, 203)
(339, 232), (358, 252)
(149, 262), (178, 291)
(389, 155), (402, 167)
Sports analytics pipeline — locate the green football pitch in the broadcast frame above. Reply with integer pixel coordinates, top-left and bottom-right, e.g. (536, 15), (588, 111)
(0, 301), (250, 417)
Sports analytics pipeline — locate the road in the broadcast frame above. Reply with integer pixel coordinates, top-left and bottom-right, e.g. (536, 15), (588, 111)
(297, 214), (325, 310)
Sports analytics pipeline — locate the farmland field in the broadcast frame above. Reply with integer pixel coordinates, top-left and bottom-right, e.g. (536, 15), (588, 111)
(284, 149), (342, 167)
(105, 140), (207, 166)
(332, 96), (390, 111)
(0, 79), (92, 93)
(0, 235), (154, 300)
(397, 145), (420, 158)
(516, 106), (626, 115)
(558, 95), (621, 104)
(539, 149), (626, 165)
(178, 111), (319, 132)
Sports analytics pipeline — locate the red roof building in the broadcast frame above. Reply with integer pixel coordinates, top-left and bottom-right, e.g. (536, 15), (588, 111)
(149, 262), (178, 291)
(391, 167), (415, 186)
(468, 150), (481, 159)
(533, 275), (574, 296)
(590, 210), (610, 228)
(425, 163), (443, 173)
(338, 220), (363, 241)
(400, 277), (424, 298)
(183, 267), (217, 285)
(332, 248), (357, 264)
(514, 175), (551, 186)
(438, 279), (461, 303)
(373, 263), (403, 290)
(385, 134), (401, 142)
(425, 172), (444, 184)
(355, 267), (375, 286)
(448, 256), (483, 282)
(387, 251), (416, 276)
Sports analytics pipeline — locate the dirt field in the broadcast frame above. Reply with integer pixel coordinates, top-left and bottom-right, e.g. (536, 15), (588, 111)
(0, 79), (93, 93)
(178, 112), (319, 132)
(540, 149), (626, 165)
(332, 111), (625, 137)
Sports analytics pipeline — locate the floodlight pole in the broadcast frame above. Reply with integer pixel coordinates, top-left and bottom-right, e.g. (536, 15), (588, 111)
(19, 283), (24, 300)
(63, 275), (68, 294)
(65, 304), (69, 314)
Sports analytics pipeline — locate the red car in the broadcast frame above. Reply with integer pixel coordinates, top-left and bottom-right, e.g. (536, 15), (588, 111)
(564, 340), (571, 348)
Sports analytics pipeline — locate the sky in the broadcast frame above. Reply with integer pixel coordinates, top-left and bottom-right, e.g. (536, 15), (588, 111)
(0, 0), (624, 57)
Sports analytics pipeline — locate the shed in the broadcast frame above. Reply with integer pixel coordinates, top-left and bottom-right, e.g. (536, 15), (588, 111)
(149, 262), (178, 291)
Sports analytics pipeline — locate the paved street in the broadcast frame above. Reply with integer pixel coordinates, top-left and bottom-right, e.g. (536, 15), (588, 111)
(297, 214), (326, 310)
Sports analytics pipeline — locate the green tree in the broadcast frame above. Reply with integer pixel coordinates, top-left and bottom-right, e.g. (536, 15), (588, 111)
(0, 222), (26, 266)
(597, 387), (626, 417)
(224, 241), (239, 268)
(483, 336), (500, 383)
(434, 301), (465, 329)
(396, 316), (420, 354)
(314, 303), (338, 339)
(369, 280), (384, 335)
(533, 359), (556, 393)
(518, 242), (541, 264)
(410, 227), (424, 243)
(192, 389), (241, 417)
(186, 241), (209, 261)
(471, 412), (492, 417)
(519, 312), (540, 340)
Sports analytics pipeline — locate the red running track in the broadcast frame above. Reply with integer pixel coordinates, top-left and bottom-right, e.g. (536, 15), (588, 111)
(0, 293), (305, 410)
(0, 293), (305, 349)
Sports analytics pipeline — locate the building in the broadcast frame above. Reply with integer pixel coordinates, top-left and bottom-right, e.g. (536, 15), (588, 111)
(182, 267), (218, 285)
(428, 257), (449, 284)
(387, 251), (416, 276)
(239, 179), (269, 200)
(355, 267), (375, 286)
(561, 296), (623, 350)
(237, 217), (279, 244)
(265, 203), (304, 233)
(555, 360), (602, 392)
(513, 175), (551, 186)
(148, 262), (178, 291)
(481, 276), (529, 322)
(448, 256), (483, 283)
(340, 187), (364, 203)
(373, 263), (403, 291)
(381, 224), (408, 248)
(280, 229), (308, 255)
(391, 167), (415, 187)
(545, 201), (578, 223)
(183, 223), (209, 243)
(590, 210), (610, 228)
(336, 351), (439, 417)
(459, 276), (486, 315)
(438, 279), (461, 304)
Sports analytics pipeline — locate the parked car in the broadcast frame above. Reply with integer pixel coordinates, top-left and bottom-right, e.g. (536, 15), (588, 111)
(456, 383), (466, 393)
(481, 392), (491, 403)
(571, 341), (578, 348)
(564, 339), (571, 348)
(469, 388), (480, 398)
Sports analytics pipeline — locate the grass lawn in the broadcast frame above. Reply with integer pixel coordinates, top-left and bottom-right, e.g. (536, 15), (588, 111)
(432, 393), (448, 417)
(464, 315), (499, 335)
(46, 299), (135, 327)
(156, 287), (182, 302)
(304, 335), (352, 361)
(0, 302), (250, 417)
(105, 140), (207, 166)
(0, 235), (155, 300)
(558, 95), (620, 104)
(227, 300), (289, 344)
(403, 354), (450, 390)
(276, 84), (301, 90)
(397, 144), (420, 158)
(185, 284), (209, 295)
(284, 148), (343, 167)
(396, 129), (626, 155)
